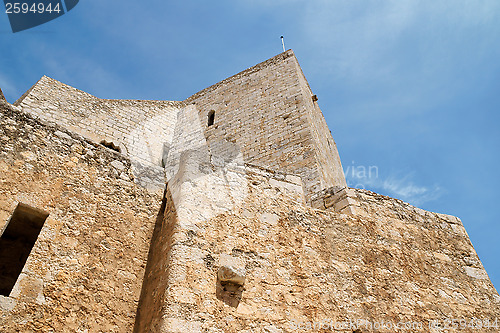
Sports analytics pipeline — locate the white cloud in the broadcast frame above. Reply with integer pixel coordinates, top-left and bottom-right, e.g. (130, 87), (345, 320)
(380, 175), (443, 206)
(345, 165), (443, 206)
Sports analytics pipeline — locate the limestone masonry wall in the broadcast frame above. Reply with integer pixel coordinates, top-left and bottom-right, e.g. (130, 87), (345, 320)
(186, 50), (346, 197)
(16, 50), (347, 200)
(0, 102), (163, 332)
(292, 57), (346, 191)
(16, 76), (180, 168)
(1, 50), (499, 332)
(133, 166), (500, 332)
(133, 163), (305, 332)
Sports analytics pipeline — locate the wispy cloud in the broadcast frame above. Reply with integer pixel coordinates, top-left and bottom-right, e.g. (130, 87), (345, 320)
(379, 175), (444, 206)
(344, 164), (444, 206)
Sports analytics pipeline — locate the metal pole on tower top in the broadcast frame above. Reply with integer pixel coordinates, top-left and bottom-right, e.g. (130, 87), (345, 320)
(280, 36), (286, 52)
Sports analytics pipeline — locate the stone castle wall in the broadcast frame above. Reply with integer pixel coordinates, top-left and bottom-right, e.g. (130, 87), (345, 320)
(185, 50), (346, 197)
(292, 58), (346, 192)
(1, 51), (499, 333)
(15, 76), (180, 168)
(131, 163), (500, 333)
(133, 163), (305, 332)
(0, 101), (163, 332)
(15, 51), (347, 199)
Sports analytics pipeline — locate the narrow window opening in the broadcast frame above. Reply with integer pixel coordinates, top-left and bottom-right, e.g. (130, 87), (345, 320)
(208, 110), (215, 127)
(0, 203), (49, 296)
(100, 140), (121, 153)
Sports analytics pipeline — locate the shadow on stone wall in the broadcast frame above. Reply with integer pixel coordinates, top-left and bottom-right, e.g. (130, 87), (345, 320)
(133, 184), (176, 332)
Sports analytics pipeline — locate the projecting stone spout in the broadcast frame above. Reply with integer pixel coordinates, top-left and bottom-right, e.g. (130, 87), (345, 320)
(216, 265), (246, 308)
(218, 265), (246, 285)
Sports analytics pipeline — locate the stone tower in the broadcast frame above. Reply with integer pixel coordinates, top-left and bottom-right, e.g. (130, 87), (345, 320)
(13, 50), (346, 198)
(0, 51), (498, 332)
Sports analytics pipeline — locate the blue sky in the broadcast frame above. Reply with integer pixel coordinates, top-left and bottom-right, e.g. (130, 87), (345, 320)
(1, 1), (499, 290)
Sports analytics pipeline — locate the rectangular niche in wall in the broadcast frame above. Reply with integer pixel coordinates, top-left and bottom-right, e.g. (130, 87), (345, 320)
(0, 203), (49, 296)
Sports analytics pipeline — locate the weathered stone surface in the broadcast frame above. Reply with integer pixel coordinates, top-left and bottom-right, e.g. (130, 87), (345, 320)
(1, 51), (498, 333)
(217, 264), (246, 308)
(15, 51), (346, 199)
(134, 169), (500, 332)
(0, 102), (162, 332)
(218, 265), (246, 286)
(15, 76), (180, 168)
